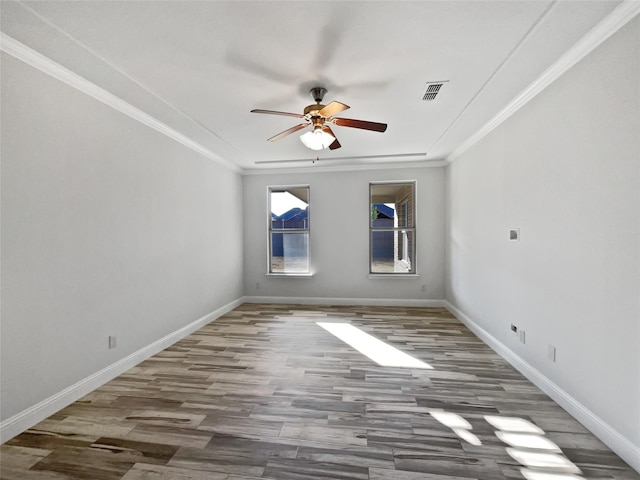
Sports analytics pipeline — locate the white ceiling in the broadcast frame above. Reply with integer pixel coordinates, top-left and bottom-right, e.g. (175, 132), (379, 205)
(0, 0), (623, 172)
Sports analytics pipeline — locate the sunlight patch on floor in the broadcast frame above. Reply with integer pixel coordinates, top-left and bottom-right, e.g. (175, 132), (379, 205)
(316, 322), (432, 369)
(485, 415), (584, 479)
(429, 409), (482, 446)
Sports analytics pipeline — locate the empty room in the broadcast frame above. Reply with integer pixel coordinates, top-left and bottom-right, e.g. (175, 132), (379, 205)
(1, 1), (638, 479)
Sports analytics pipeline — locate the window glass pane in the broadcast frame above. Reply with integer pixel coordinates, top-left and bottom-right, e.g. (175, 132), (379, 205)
(370, 183), (414, 228)
(271, 189), (309, 230)
(370, 230), (414, 273)
(270, 232), (309, 273)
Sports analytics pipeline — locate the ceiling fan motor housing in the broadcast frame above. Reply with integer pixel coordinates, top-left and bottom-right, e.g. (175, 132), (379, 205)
(304, 104), (326, 116)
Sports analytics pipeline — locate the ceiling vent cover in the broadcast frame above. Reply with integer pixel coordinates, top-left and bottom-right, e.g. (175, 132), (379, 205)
(422, 82), (446, 101)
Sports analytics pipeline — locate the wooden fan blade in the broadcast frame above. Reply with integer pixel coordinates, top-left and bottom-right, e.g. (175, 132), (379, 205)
(318, 101), (350, 118)
(322, 126), (341, 150)
(267, 123), (309, 142)
(251, 109), (305, 119)
(332, 117), (387, 132)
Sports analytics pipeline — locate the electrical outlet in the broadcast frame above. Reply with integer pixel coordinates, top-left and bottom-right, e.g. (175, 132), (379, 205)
(518, 330), (526, 344)
(548, 344), (556, 362)
(108, 336), (117, 349)
(256, 282), (260, 290)
(421, 284), (427, 293)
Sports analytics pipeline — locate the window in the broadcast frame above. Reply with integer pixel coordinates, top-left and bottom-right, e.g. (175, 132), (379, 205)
(268, 186), (310, 274)
(370, 181), (416, 274)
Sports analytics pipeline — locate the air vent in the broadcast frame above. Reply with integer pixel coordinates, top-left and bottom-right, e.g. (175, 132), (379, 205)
(422, 81), (447, 101)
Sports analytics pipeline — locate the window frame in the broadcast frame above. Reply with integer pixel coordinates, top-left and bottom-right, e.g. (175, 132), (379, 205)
(369, 180), (417, 275)
(267, 185), (311, 276)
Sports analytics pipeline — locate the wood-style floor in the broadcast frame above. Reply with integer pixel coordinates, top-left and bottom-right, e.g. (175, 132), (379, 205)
(1, 304), (638, 480)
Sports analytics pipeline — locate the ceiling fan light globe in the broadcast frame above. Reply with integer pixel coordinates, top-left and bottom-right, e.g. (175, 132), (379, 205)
(300, 129), (335, 150)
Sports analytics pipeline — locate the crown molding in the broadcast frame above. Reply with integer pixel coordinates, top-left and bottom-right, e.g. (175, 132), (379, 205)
(0, 32), (241, 173)
(4, 0), (636, 175)
(446, 0), (640, 164)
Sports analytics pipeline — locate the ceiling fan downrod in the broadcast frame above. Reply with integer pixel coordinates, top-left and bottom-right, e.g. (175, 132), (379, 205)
(310, 87), (327, 104)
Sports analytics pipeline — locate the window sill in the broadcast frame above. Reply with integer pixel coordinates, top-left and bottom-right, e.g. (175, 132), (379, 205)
(266, 273), (314, 278)
(368, 273), (420, 279)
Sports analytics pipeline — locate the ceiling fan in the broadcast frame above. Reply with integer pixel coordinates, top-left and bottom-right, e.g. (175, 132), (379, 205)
(251, 87), (387, 151)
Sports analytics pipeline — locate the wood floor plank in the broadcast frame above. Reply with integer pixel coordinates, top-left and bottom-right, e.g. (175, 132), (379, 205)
(0, 445), (52, 470)
(167, 445), (266, 477)
(120, 463), (228, 479)
(2, 304), (638, 480)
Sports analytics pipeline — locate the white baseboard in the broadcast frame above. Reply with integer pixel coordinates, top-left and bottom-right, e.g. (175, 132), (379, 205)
(0, 297), (244, 444)
(444, 301), (640, 474)
(242, 295), (446, 308)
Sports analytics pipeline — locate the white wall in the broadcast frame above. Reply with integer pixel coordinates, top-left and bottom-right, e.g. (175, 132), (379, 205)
(243, 167), (446, 303)
(0, 54), (244, 422)
(446, 16), (639, 461)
